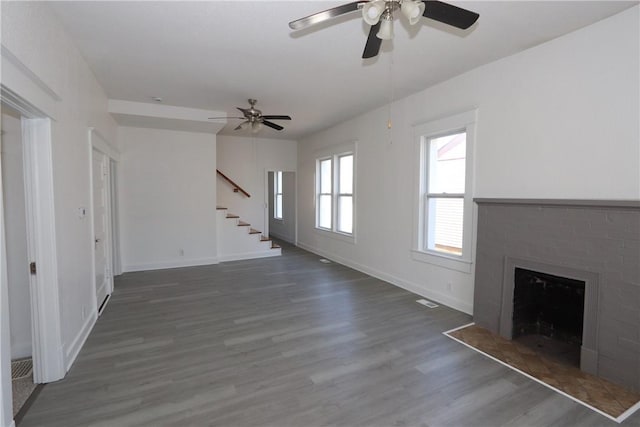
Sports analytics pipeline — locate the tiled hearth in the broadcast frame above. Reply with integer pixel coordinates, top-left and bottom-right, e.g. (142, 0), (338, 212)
(473, 199), (640, 392)
(447, 324), (640, 420)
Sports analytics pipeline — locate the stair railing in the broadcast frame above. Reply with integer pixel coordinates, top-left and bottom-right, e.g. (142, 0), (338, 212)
(217, 169), (251, 198)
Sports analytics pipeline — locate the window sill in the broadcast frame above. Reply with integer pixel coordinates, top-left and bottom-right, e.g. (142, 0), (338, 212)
(315, 227), (355, 244)
(411, 249), (472, 273)
(273, 218), (284, 223)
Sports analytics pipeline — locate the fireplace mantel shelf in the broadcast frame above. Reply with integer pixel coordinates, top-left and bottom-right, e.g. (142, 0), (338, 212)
(473, 198), (640, 209)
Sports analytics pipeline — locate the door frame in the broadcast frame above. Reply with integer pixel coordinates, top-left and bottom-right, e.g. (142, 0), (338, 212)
(88, 128), (119, 316)
(1, 85), (65, 388)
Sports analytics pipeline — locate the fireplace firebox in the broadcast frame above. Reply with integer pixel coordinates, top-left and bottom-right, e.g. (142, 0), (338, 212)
(512, 267), (585, 366)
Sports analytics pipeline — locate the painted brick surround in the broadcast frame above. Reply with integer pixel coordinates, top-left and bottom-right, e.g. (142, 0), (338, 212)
(473, 199), (640, 391)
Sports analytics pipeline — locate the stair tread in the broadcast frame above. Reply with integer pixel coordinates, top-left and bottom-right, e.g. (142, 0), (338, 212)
(271, 243), (281, 249)
(249, 228), (261, 234)
(216, 206), (227, 210)
(260, 236), (270, 241)
(237, 221), (250, 226)
(226, 214), (240, 218)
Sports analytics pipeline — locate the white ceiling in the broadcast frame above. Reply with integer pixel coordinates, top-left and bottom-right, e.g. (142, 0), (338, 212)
(48, 1), (637, 139)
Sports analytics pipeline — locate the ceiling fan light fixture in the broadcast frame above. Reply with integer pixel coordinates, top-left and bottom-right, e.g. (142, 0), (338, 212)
(240, 121), (251, 130)
(362, 0), (385, 25)
(376, 13), (394, 40)
(251, 121), (263, 133)
(401, 0), (425, 25)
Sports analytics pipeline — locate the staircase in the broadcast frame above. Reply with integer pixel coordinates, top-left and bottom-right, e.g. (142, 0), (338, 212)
(216, 207), (281, 262)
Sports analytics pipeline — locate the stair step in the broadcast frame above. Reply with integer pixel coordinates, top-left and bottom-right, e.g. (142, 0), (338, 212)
(216, 206), (227, 210)
(237, 221), (250, 227)
(249, 228), (261, 234)
(271, 243), (281, 249)
(260, 236), (270, 242)
(226, 214), (239, 219)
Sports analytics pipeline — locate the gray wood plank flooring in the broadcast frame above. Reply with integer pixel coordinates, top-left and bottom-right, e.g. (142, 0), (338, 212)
(19, 243), (640, 426)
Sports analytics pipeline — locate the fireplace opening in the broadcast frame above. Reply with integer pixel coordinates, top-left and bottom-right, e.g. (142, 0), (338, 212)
(512, 267), (586, 367)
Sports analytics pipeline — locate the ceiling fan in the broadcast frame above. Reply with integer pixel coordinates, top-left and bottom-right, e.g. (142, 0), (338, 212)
(289, 0), (479, 59)
(209, 99), (292, 133)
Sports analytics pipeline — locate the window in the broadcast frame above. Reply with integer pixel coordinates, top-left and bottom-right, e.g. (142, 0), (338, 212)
(337, 154), (353, 234)
(425, 132), (466, 255)
(413, 111), (476, 272)
(274, 171), (283, 220)
(315, 146), (355, 238)
(317, 159), (332, 229)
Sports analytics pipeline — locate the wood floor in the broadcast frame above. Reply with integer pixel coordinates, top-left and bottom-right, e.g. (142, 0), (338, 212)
(19, 243), (640, 426)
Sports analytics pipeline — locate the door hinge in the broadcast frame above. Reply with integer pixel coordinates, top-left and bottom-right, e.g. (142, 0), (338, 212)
(30, 262), (37, 275)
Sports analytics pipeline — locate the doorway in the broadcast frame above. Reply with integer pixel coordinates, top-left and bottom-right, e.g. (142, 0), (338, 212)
(266, 171), (296, 244)
(1, 106), (37, 418)
(1, 86), (65, 427)
(89, 130), (118, 315)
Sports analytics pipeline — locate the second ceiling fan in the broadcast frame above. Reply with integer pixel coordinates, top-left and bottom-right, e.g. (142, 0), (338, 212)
(289, 0), (479, 59)
(210, 99), (292, 133)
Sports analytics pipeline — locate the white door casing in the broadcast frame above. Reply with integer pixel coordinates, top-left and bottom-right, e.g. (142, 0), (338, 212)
(91, 149), (110, 314)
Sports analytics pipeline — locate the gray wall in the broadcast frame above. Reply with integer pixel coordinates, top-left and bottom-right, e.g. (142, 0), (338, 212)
(473, 199), (640, 391)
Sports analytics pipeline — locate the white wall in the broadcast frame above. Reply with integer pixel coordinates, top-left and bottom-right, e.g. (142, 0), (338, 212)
(1, 1), (119, 423)
(297, 7), (640, 314)
(119, 126), (218, 271)
(1, 113), (32, 360)
(1, 0), (117, 362)
(269, 171), (296, 243)
(217, 136), (297, 235)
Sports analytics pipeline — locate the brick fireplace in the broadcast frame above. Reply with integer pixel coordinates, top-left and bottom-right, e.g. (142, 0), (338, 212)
(473, 199), (640, 391)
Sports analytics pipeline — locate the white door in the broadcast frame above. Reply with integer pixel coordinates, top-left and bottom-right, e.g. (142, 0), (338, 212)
(92, 149), (109, 313)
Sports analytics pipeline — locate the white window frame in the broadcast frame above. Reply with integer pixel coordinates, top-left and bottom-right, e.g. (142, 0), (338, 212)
(274, 170), (283, 221)
(412, 110), (477, 273)
(314, 142), (356, 243)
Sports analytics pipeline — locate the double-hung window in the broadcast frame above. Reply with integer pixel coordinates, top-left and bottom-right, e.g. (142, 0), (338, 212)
(425, 132), (466, 255)
(317, 158), (333, 229)
(413, 111), (476, 272)
(316, 145), (355, 239)
(336, 154), (353, 234)
(274, 171), (283, 220)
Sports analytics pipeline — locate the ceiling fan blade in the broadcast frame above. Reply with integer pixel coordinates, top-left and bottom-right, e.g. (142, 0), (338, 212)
(422, 1), (479, 30)
(262, 120), (284, 131)
(236, 107), (250, 115)
(262, 115), (292, 121)
(289, 1), (365, 30)
(362, 22), (382, 59)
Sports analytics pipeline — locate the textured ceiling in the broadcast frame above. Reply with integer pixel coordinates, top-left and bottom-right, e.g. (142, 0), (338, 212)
(48, 1), (637, 139)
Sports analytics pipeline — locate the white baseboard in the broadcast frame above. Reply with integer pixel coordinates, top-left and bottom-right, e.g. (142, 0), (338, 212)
(9, 341), (31, 360)
(64, 310), (97, 372)
(218, 250), (281, 263)
(123, 257), (219, 273)
(296, 241), (473, 315)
